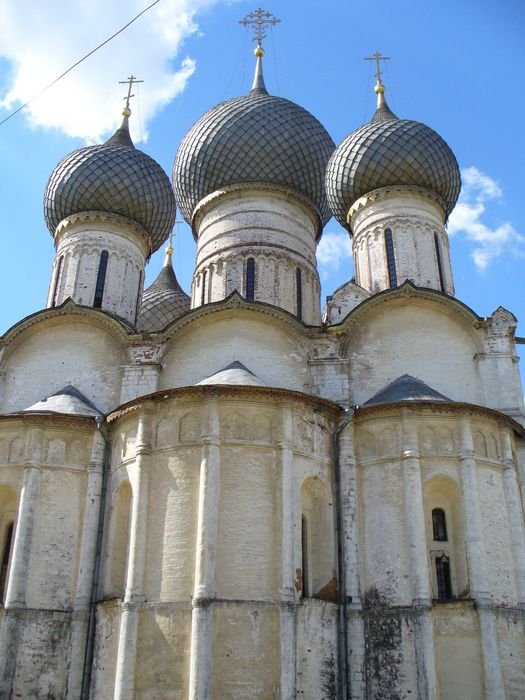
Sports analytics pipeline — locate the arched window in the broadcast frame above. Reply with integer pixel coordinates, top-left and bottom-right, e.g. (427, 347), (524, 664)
(384, 229), (397, 288)
(201, 270), (207, 306)
(301, 515), (309, 597)
(432, 508), (448, 541)
(93, 250), (109, 308)
(300, 477), (335, 600)
(0, 522), (14, 602)
(135, 270), (143, 323)
(106, 481), (132, 598)
(435, 554), (452, 600)
(50, 255), (64, 307)
(245, 258), (255, 301)
(296, 268), (303, 320)
(434, 233), (445, 292)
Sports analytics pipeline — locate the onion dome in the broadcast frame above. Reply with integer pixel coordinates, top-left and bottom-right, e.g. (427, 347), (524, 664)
(44, 109), (176, 253)
(326, 79), (461, 229)
(137, 240), (190, 331)
(173, 47), (335, 227)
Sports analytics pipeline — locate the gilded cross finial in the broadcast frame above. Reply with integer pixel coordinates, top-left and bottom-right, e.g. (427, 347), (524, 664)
(239, 8), (280, 51)
(118, 75), (144, 116)
(364, 51), (390, 90)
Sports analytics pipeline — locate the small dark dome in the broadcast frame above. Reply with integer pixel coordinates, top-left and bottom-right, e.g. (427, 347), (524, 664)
(44, 120), (176, 253)
(137, 256), (190, 331)
(173, 70), (335, 226)
(326, 94), (461, 228)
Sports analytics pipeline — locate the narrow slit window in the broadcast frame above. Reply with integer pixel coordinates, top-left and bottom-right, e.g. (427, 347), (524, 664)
(296, 267), (303, 320)
(0, 522), (14, 602)
(51, 255), (64, 307)
(201, 270), (207, 306)
(384, 229), (397, 288)
(434, 233), (445, 292)
(301, 515), (309, 597)
(246, 258), (255, 301)
(93, 250), (109, 308)
(435, 555), (452, 600)
(432, 508), (448, 541)
(134, 270), (143, 323)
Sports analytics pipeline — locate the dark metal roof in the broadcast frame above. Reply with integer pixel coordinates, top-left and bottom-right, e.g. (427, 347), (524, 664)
(44, 124), (176, 253)
(326, 98), (461, 228)
(364, 374), (452, 406)
(137, 264), (190, 332)
(173, 91), (335, 226)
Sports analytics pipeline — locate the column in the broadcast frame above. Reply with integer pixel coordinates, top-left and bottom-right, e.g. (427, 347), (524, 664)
(457, 415), (489, 601)
(401, 409), (432, 605)
(458, 415), (504, 697)
(188, 398), (221, 700)
(0, 428), (42, 693)
(500, 428), (525, 607)
(400, 409), (437, 698)
(279, 405), (296, 700)
(67, 428), (106, 698)
(339, 420), (366, 698)
(114, 406), (153, 700)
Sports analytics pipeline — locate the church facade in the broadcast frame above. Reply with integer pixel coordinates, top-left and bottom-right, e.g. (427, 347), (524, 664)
(0, 38), (524, 700)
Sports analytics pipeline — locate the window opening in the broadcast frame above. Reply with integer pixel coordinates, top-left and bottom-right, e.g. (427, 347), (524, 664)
(50, 255), (64, 307)
(435, 555), (452, 600)
(135, 270), (143, 323)
(434, 233), (445, 292)
(301, 515), (309, 597)
(246, 258), (255, 301)
(0, 522), (14, 602)
(296, 267), (303, 320)
(384, 229), (397, 288)
(93, 250), (109, 308)
(432, 508), (448, 541)
(201, 270), (207, 306)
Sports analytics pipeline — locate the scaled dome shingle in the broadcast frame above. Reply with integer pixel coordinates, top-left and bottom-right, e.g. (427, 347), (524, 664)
(173, 89), (336, 226)
(44, 124), (176, 253)
(326, 96), (461, 228)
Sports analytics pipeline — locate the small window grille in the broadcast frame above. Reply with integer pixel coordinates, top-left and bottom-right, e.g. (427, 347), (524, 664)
(51, 255), (64, 307)
(93, 250), (109, 308)
(435, 555), (452, 600)
(246, 258), (255, 301)
(434, 233), (445, 292)
(432, 508), (448, 541)
(384, 229), (397, 288)
(296, 268), (303, 320)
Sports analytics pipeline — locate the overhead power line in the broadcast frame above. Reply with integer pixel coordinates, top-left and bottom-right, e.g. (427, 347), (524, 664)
(0, 0), (160, 128)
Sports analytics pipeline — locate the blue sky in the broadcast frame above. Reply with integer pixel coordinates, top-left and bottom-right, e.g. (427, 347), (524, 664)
(0, 0), (523, 366)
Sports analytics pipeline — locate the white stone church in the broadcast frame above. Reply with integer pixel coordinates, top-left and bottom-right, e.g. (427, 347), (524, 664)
(0, 33), (524, 700)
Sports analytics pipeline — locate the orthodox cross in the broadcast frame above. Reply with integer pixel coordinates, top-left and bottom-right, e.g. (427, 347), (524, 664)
(118, 75), (144, 112)
(239, 8), (281, 47)
(364, 52), (390, 83)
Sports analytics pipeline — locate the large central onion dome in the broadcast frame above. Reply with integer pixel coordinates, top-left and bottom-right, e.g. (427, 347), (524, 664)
(173, 49), (335, 227)
(326, 81), (461, 229)
(44, 112), (176, 253)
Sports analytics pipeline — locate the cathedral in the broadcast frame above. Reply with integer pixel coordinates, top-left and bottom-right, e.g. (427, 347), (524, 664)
(0, 12), (524, 699)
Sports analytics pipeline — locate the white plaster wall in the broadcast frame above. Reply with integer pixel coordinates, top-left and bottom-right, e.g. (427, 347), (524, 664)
(346, 301), (483, 406)
(351, 190), (453, 294)
(1, 319), (125, 414)
(192, 188), (321, 323)
(160, 313), (310, 392)
(50, 216), (148, 324)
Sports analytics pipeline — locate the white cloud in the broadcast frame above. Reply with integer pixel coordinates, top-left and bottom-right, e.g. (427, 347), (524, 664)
(0, 0), (223, 143)
(448, 166), (524, 271)
(316, 231), (353, 269)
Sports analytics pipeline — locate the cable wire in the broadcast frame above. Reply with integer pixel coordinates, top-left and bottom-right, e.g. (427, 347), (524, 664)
(0, 0), (160, 128)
